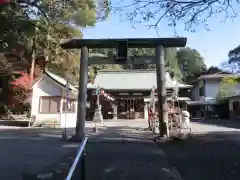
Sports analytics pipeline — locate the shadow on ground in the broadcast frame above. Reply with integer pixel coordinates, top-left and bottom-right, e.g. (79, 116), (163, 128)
(159, 131), (240, 180)
(0, 128), (78, 180)
(0, 124), (154, 180)
(191, 118), (240, 129)
(85, 141), (178, 180)
(2, 123), (240, 180)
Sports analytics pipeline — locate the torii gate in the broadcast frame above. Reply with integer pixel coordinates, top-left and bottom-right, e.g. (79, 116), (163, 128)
(60, 38), (187, 141)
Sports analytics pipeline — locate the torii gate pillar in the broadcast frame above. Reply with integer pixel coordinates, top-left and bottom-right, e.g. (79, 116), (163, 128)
(75, 46), (89, 140)
(156, 45), (168, 137)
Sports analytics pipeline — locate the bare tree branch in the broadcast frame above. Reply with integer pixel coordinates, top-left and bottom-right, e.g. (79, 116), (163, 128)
(109, 0), (240, 31)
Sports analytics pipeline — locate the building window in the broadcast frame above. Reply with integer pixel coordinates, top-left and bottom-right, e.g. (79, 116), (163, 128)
(39, 96), (61, 113)
(63, 99), (76, 113)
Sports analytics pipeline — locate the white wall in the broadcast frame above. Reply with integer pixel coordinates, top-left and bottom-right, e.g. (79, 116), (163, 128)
(31, 77), (62, 117)
(31, 76), (77, 128)
(60, 113), (78, 128)
(192, 78), (240, 101)
(204, 79), (222, 99)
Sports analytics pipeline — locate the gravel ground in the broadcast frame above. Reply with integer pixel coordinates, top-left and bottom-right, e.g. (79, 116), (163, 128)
(1, 119), (240, 180)
(160, 119), (240, 180)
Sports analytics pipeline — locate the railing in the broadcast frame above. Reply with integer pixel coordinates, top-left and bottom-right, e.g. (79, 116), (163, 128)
(65, 137), (88, 180)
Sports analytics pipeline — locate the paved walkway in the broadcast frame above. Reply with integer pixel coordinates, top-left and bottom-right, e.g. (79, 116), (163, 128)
(83, 119), (240, 180)
(85, 141), (182, 180)
(86, 119), (153, 142)
(83, 119), (183, 180)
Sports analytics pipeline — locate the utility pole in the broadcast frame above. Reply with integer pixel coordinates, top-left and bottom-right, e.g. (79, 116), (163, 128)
(62, 79), (69, 140)
(30, 36), (36, 87)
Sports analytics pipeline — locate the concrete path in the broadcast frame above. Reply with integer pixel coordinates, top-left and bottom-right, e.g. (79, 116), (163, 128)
(86, 141), (182, 180)
(84, 119), (184, 180)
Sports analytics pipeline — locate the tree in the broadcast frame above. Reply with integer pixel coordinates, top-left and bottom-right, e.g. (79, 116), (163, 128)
(0, 1), (36, 52)
(199, 66), (227, 76)
(228, 45), (240, 73)
(89, 47), (183, 79)
(229, 45), (240, 63)
(216, 76), (239, 101)
(33, 0), (109, 83)
(88, 46), (208, 84)
(130, 48), (183, 80)
(0, 0), (110, 83)
(165, 48), (182, 80)
(111, 0), (239, 31)
(0, 0), (110, 114)
(220, 61), (240, 73)
(177, 47), (206, 82)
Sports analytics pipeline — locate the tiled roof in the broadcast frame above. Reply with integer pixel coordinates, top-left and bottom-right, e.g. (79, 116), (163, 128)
(197, 73), (239, 80)
(44, 70), (78, 91)
(32, 70), (78, 98)
(92, 70), (191, 90)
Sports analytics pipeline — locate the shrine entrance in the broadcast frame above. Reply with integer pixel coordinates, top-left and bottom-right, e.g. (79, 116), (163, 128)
(117, 97), (145, 119)
(60, 37), (187, 139)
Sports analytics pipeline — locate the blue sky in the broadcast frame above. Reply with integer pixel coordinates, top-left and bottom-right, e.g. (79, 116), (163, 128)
(83, 10), (240, 67)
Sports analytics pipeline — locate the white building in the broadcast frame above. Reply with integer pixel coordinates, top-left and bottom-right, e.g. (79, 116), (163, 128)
(189, 73), (240, 119)
(191, 74), (240, 103)
(31, 71), (78, 127)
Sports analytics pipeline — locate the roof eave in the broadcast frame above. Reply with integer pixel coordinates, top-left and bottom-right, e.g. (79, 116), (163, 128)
(33, 71), (77, 92)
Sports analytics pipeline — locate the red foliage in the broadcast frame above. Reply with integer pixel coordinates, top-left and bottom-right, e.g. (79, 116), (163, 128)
(10, 72), (32, 90)
(8, 72), (33, 106)
(0, 0), (10, 4)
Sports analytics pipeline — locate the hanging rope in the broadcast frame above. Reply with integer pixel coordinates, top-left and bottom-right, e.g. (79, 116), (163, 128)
(168, 80), (181, 133)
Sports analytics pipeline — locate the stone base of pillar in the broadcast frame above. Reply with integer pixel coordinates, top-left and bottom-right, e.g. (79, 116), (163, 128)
(112, 104), (118, 121)
(92, 125), (98, 133)
(93, 106), (103, 123)
(152, 118), (159, 135)
(61, 131), (69, 141)
(113, 115), (117, 121)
